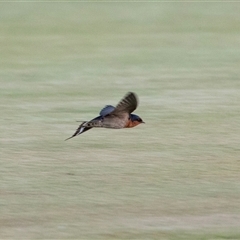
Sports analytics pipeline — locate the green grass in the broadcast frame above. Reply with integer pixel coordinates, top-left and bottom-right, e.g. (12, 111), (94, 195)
(1, 2), (240, 239)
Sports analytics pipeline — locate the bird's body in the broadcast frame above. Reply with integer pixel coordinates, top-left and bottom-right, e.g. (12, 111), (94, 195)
(65, 92), (144, 140)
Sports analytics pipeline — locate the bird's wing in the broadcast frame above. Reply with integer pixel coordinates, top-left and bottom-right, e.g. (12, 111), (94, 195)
(99, 105), (115, 117)
(110, 92), (138, 116)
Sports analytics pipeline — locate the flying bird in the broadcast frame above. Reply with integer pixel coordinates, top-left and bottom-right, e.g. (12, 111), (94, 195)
(65, 92), (144, 140)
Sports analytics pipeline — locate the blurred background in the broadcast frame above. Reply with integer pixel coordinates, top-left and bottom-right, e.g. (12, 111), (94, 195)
(1, 2), (240, 239)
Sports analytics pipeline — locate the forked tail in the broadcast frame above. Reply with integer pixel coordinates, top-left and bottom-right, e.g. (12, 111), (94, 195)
(65, 121), (90, 141)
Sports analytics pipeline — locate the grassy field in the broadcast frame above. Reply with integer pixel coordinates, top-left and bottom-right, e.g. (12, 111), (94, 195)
(1, 2), (240, 239)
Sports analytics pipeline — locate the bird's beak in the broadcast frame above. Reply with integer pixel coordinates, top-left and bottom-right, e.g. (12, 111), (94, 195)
(142, 121), (145, 124)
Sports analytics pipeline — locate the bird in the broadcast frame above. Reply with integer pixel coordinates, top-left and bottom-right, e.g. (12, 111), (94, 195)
(65, 92), (144, 140)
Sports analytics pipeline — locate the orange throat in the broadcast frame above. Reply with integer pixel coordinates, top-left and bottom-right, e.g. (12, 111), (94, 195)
(125, 120), (141, 128)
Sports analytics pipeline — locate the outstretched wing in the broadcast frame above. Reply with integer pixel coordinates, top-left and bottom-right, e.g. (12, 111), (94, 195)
(99, 105), (115, 117)
(111, 92), (138, 115)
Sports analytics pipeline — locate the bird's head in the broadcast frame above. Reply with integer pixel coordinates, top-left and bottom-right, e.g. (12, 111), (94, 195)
(130, 114), (145, 125)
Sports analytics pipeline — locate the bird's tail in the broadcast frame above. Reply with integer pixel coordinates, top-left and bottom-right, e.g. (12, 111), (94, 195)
(65, 116), (103, 141)
(65, 121), (91, 141)
(83, 120), (104, 128)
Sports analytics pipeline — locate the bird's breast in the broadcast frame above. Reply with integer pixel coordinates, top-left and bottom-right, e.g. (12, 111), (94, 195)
(125, 120), (140, 128)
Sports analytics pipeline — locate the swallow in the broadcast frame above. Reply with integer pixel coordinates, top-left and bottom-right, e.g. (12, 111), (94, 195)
(65, 92), (144, 140)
